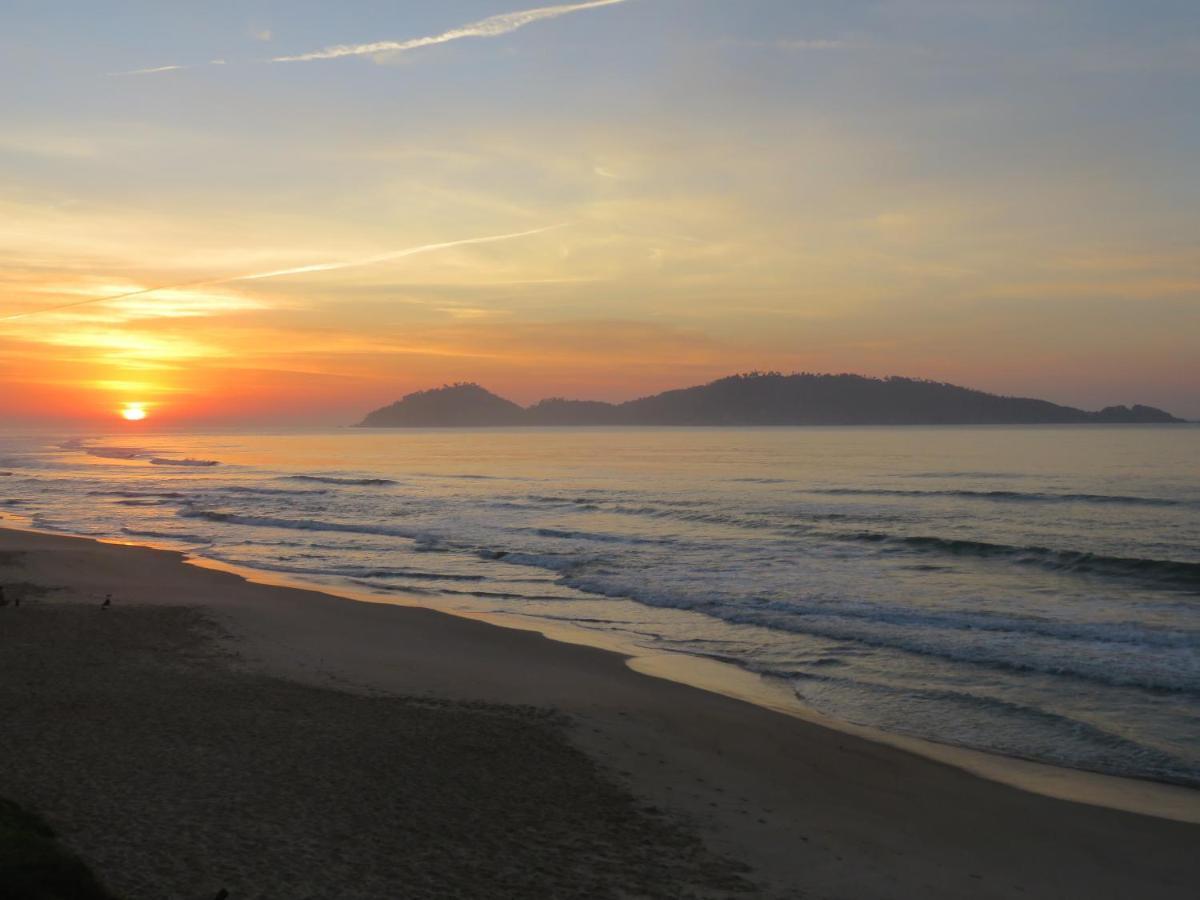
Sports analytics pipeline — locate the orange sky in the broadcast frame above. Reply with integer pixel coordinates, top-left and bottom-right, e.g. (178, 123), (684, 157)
(2, 2), (1197, 425)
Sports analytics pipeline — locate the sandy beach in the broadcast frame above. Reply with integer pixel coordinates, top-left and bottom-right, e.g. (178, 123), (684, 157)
(2, 526), (1199, 899)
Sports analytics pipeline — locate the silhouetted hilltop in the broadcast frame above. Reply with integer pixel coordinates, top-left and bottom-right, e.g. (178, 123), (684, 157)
(1090, 404), (1184, 424)
(358, 374), (1184, 427)
(359, 383), (525, 427)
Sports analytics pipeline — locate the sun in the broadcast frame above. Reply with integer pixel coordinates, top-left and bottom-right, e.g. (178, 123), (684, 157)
(119, 402), (148, 422)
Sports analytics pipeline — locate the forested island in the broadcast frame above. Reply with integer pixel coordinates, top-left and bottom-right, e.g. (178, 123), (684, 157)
(358, 373), (1184, 427)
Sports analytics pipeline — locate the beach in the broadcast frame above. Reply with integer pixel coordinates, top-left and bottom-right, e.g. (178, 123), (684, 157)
(7, 426), (1198, 788)
(2, 526), (1199, 899)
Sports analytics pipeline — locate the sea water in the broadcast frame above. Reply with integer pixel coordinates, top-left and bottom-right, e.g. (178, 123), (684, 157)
(1, 426), (1197, 786)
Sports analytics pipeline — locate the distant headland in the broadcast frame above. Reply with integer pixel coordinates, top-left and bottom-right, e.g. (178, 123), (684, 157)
(357, 373), (1184, 427)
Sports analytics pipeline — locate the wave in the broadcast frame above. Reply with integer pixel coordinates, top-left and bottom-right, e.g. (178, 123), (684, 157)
(216, 485), (329, 496)
(557, 575), (1200, 692)
(199, 554), (485, 582)
(790, 599), (1197, 651)
(526, 493), (705, 509)
(62, 440), (219, 468)
(89, 490), (188, 499)
(413, 538), (450, 552)
(605, 504), (767, 529)
(178, 507), (425, 540)
(521, 493), (805, 531)
(375, 570), (485, 582)
(28, 515), (108, 536)
(786, 669), (1198, 786)
(495, 548), (582, 569)
(811, 488), (1186, 507)
(285, 475), (397, 486)
(831, 531), (1200, 589)
(349, 580), (441, 597)
(149, 457), (220, 467)
(84, 446), (143, 460)
(908, 471), (1021, 479)
(157, 492), (1200, 693)
(346, 580), (571, 602)
(531, 526), (679, 546)
(520, 492), (898, 533)
(121, 527), (214, 544)
(436, 586), (578, 601)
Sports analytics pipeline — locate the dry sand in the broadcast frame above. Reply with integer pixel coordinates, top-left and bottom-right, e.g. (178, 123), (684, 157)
(1, 527), (1198, 899)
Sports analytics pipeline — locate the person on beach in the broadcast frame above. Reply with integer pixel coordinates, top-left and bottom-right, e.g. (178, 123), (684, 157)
(101, 593), (111, 610)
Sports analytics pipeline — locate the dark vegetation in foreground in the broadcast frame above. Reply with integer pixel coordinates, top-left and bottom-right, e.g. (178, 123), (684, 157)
(0, 797), (116, 900)
(359, 372), (1184, 427)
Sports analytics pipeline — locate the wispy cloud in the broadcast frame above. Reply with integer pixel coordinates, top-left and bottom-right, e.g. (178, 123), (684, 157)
(113, 1), (630, 76)
(0, 225), (566, 322)
(272, 0), (630, 63)
(237, 225), (565, 280)
(112, 64), (186, 76)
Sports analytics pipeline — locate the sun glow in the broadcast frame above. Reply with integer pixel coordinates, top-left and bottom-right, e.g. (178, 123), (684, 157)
(120, 402), (148, 421)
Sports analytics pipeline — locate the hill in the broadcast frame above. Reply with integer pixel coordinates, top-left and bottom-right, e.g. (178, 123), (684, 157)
(359, 383), (525, 427)
(357, 374), (1184, 427)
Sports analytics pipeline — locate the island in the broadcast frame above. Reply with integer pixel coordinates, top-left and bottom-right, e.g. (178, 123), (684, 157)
(358, 373), (1184, 427)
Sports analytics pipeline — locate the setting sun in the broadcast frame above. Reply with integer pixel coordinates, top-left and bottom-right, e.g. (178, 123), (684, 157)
(120, 402), (148, 421)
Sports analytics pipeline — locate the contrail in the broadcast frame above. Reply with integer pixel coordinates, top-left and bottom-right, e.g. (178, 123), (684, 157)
(112, 64), (187, 76)
(273, 0), (630, 63)
(237, 225), (564, 280)
(0, 224), (566, 322)
(111, 0), (630, 75)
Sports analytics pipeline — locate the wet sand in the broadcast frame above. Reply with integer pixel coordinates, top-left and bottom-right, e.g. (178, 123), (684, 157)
(1, 527), (1198, 899)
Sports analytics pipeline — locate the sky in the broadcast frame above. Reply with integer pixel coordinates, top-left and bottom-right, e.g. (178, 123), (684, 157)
(1, 0), (1197, 425)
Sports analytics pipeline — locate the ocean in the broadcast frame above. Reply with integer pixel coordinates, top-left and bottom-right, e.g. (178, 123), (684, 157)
(1, 425), (1197, 786)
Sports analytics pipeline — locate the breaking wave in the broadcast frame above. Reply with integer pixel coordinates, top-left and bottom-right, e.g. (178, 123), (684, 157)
(811, 488), (1184, 507)
(285, 475), (398, 486)
(149, 457), (220, 467)
(831, 531), (1200, 590)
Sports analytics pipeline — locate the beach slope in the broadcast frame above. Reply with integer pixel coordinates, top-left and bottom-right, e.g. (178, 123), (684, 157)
(1, 527), (1198, 899)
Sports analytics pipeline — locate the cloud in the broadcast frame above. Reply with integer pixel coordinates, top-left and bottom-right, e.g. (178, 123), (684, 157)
(112, 64), (186, 76)
(114, 0), (630, 76)
(272, 0), (630, 63)
(235, 224), (566, 280)
(0, 224), (567, 322)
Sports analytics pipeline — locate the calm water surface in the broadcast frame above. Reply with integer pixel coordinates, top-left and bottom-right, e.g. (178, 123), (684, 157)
(1, 426), (1197, 785)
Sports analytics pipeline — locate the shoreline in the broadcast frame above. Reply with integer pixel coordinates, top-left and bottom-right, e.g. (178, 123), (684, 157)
(192, 554), (1200, 825)
(14, 519), (1200, 825)
(3, 525), (1200, 897)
